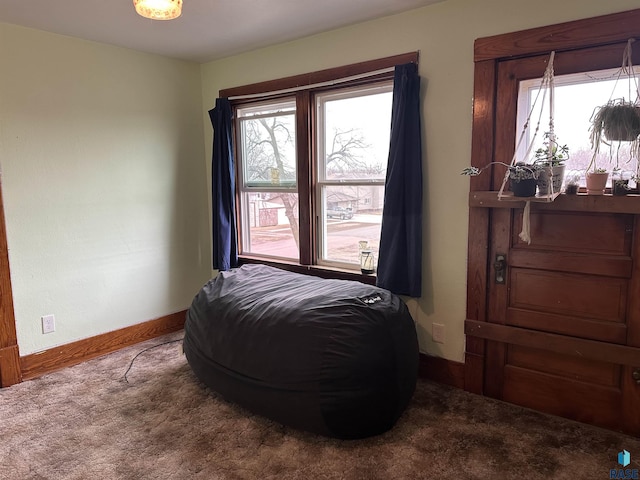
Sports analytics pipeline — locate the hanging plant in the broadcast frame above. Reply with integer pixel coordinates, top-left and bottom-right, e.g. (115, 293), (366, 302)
(590, 99), (640, 144)
(588, 39), (640, 175)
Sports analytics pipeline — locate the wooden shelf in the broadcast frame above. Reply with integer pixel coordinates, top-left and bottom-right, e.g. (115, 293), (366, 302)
(470, 191), (640, 214)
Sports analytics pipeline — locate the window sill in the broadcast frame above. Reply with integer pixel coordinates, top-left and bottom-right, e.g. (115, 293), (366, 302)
(237, 256), (377, 285)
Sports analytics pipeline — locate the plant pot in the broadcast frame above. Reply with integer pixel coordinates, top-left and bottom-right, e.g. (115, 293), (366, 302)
(602, 105), (640, 142)
(511, 178), (537, 197)
(564, 183), (579, 195)
(536, 165), (565, 195)
(612, 179), (630, 196)
(586, 172), (609, 195)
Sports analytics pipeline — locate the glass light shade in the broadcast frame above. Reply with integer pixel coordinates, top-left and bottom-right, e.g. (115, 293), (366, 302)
(134, 0), (182, 20)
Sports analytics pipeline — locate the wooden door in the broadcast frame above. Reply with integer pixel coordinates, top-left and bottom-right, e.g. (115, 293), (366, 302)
(466, 17), (640, 437)
(484, 207), (640, 434)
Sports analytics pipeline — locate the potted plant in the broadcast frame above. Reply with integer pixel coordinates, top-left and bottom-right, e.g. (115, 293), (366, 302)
(586, 128), (612, 195)
(586, 167), (609, 195)
(508, 162), (540, 197)
(610, 168), (638, 195)
(612, 177), (630, 195)
(461, 162), (540, 197)
(564, 172), (580, 195)
(590, 99), (640, 144)
(533, 133), (568, 195)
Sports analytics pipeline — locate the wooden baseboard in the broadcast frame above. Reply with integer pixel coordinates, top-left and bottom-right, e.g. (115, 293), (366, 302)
(0, 345), (22, 387)
(419, 353), (465, 389)
(20, 310), (187, 381)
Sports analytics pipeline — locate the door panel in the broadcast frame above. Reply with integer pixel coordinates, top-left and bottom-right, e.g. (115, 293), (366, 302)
(507, 308), (627, 343)
(507, 345), (621, 387)
(509, 269), (627, 322)
(509, 249), (632, 278)
(487, 206), (640, 434)
(502, 364), (622, 429)
(513, 211), (632, 255)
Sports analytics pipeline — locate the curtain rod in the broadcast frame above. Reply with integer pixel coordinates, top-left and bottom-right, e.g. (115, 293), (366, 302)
(227, 67), (396, 101)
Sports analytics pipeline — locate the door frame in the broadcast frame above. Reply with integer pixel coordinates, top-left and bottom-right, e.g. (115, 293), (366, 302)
(0, 179), (20, 387)
(465, 7), (640, 394)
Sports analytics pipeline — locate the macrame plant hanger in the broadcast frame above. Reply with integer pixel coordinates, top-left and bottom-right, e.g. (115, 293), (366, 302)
(588, 39), (640, 173)
(498, 51), (557, 244)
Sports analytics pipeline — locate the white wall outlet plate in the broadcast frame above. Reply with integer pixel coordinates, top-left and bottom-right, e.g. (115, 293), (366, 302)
(41, 314), (55, 334)
(432, 323), (445, 344)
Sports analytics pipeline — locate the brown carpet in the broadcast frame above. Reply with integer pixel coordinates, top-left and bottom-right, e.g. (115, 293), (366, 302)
(1, 331), (638, 480)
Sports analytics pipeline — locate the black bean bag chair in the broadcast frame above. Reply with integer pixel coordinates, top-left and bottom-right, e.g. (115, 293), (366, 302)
(183, 264), (419, 439)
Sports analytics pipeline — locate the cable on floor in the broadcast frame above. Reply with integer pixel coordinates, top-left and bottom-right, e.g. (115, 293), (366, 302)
(123, 339), (183, 384)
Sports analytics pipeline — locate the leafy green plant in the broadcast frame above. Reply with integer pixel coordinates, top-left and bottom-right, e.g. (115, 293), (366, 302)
(588, 99), (640, 173)
(461, 162), (540, 181)
(533, 132), (569, 166)
(508, 163), (540, 181)
(590, 100), (640, 146)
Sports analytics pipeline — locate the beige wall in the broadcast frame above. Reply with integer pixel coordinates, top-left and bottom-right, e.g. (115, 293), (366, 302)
(200, 0), (639, 361)
(0, 24), (211, 355)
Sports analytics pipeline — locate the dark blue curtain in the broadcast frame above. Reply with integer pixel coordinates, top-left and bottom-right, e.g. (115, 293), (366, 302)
(376, 63), (423, 297)
(209, 98), (238, 271)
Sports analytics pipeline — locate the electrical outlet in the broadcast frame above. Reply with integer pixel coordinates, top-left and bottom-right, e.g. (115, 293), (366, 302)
(41, 314), (55, 334)
(432, 323), (445, 344)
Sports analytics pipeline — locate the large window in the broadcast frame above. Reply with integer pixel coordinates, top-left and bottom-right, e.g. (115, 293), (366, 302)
(228, 55), (415, 275)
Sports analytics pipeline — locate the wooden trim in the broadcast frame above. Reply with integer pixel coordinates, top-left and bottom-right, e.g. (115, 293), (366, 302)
(238, 256), (376, 285)
(20, 310), (187, 381)
(220, 52), (418, 98)
(474, 8), (640, 62)
(464, 59), (496, 393)
(469, 191), (640, 214)
(463, 352), (484, 394)
(465, 319), (640, 366)
(0, 345), (21, 387)
(0, 179), (19, 387)
(296, 91), (312, 265)
(419, 353), (465, 389)
(629, 216), (640, 348)
(469, 60), (496, 192)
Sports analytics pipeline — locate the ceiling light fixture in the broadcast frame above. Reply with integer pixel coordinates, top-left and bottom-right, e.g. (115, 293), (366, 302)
(133, 0), (183, 20)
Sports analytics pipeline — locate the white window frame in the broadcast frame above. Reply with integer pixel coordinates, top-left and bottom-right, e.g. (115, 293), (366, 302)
(315, 82), (393, 270)
(236, 98), (299, 260)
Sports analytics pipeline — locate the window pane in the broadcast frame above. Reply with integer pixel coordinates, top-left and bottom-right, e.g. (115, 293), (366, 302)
(238, 100), (297, 188)
(318, 85), (392, 181)
(517, 67), (640, 187)
(241, 192), (299, 260)
(320, 185), (384, 266)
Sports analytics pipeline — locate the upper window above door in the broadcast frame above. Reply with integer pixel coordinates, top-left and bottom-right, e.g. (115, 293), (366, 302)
(516, 66), (640, 188)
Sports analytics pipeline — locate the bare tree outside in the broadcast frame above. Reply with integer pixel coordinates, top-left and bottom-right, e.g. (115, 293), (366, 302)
(237, 87), (392, 266)
(243, 115), (300, 247)
(243, 116), (374, 249)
